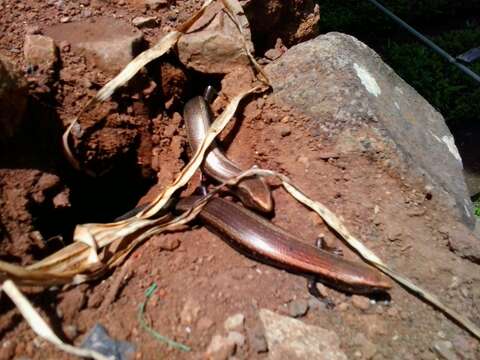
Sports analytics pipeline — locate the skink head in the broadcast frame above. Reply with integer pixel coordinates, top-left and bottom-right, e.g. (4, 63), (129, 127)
(236, 177), (273, 213)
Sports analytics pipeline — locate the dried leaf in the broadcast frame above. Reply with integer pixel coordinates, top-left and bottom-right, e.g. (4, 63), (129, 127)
(1, 280), (111, 360)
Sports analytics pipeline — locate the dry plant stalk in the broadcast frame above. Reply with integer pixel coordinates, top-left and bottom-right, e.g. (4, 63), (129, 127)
(1, 280), (111, 360)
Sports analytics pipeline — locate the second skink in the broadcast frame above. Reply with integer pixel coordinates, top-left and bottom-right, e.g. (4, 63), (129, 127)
(177, 196), (392, 294)
(183, 96), (273, 213)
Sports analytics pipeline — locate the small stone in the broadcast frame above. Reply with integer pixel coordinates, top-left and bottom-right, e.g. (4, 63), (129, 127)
(144, 0), (168, 10)
(44, 18), (144, 74)
(287, 298), (309, 318)
(205, 334), (236, 360)
(259, 309), (347, 359)
(60, 16), (71, 23)
(432, 340), (459, 360)
(132, 16), (157, 28)
(64, 324), (78, 339)
(352, 295), (370, 311)
(26, 25), (42, 35)
(180, 297), (201, 325)
(154, 234), (180, 251)
(279, 126), (291, 137)
(264, 48), (282, 61)
(24, 34), (57, 70)
(224, 313), (245, 331)
(227, 331), (245, 347)
(337, 302), (350, 312)
(52, 190), (70, 209)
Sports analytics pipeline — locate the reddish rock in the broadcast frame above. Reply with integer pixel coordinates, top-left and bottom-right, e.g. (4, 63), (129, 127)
(24, 35), (57, 71)
(177, 2), (253, 74)
(44, 17), (144, 74)
(242, 0), (320, 49)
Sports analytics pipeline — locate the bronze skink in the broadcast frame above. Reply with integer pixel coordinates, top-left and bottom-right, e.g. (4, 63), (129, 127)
(183, 96), (273, 213)
(177, 196), (391, 294)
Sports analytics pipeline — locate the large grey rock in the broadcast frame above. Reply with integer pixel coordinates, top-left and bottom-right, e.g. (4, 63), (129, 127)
(44, 17), (143, 74)
(259, 309), (347, 360)
(265, 32), (475, 228)
(0, 55), (27, 140)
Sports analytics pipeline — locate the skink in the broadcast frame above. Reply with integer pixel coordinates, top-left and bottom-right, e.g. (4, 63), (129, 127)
(183, 96), (273, 213)
(176, 196), (391, 294)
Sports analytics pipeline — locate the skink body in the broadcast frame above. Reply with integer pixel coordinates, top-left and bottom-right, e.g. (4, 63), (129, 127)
(177, 196), (391, 294)
(183, 96), (273, 213)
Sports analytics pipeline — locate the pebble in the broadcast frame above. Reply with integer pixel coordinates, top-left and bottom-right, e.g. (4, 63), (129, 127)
(25, 25), (41, 35)
(352, 295), (371, 311)
(144, 0), (168, 10)
(63, 324), (78, 339)
(224, 313), (245, 331)
(132, 16), (157, 28)
(337, 302), (350, 312)
(23, 34), (57, 70)
(227, 331), (245, 347)
(205, 334), (236, 360)
(287, 298), (309, 318)
(60, 16), (71, 23)
(179, 297), (201, 325)
(432, 340), (459, 360)
(264, 48), (282, 61)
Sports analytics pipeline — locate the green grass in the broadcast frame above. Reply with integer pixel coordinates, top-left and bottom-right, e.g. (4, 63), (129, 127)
(384, 28), (480, 125)
(316, 0), (480, 126)
(473, 195), (480, 218)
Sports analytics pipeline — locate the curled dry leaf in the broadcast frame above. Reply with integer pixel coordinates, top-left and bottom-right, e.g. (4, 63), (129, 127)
(1, 280), (111, 360)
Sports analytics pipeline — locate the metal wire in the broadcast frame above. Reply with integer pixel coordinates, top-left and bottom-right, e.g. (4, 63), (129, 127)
(366, 0), (480, 84)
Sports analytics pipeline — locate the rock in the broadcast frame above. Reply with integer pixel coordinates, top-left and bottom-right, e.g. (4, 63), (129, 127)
(351, 295), (371, 311)
(259, 309), (347, 359)
(432, 340), (459, 360)
(153, 234), (180, 251)
(0, 55), (28, 140)
(264, 48), (282, 61)
(242, 0), (320, 48)
(132, 16), (157, 28)
(227, 331), (245, 347)
(177, 2), (253, 74)
(205, 334), (236, 360)
(179, 297), (201, 325)
(224, 313), (245, 331)
(44, 17), (144, 74)
(63, 324), (78, 339)
(23, 34), (58, 71)
(265, 32), (480, 257)
(143, 0), (169, 10)
(266, 32), (474, 227)
(287, 299), (309, 317)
